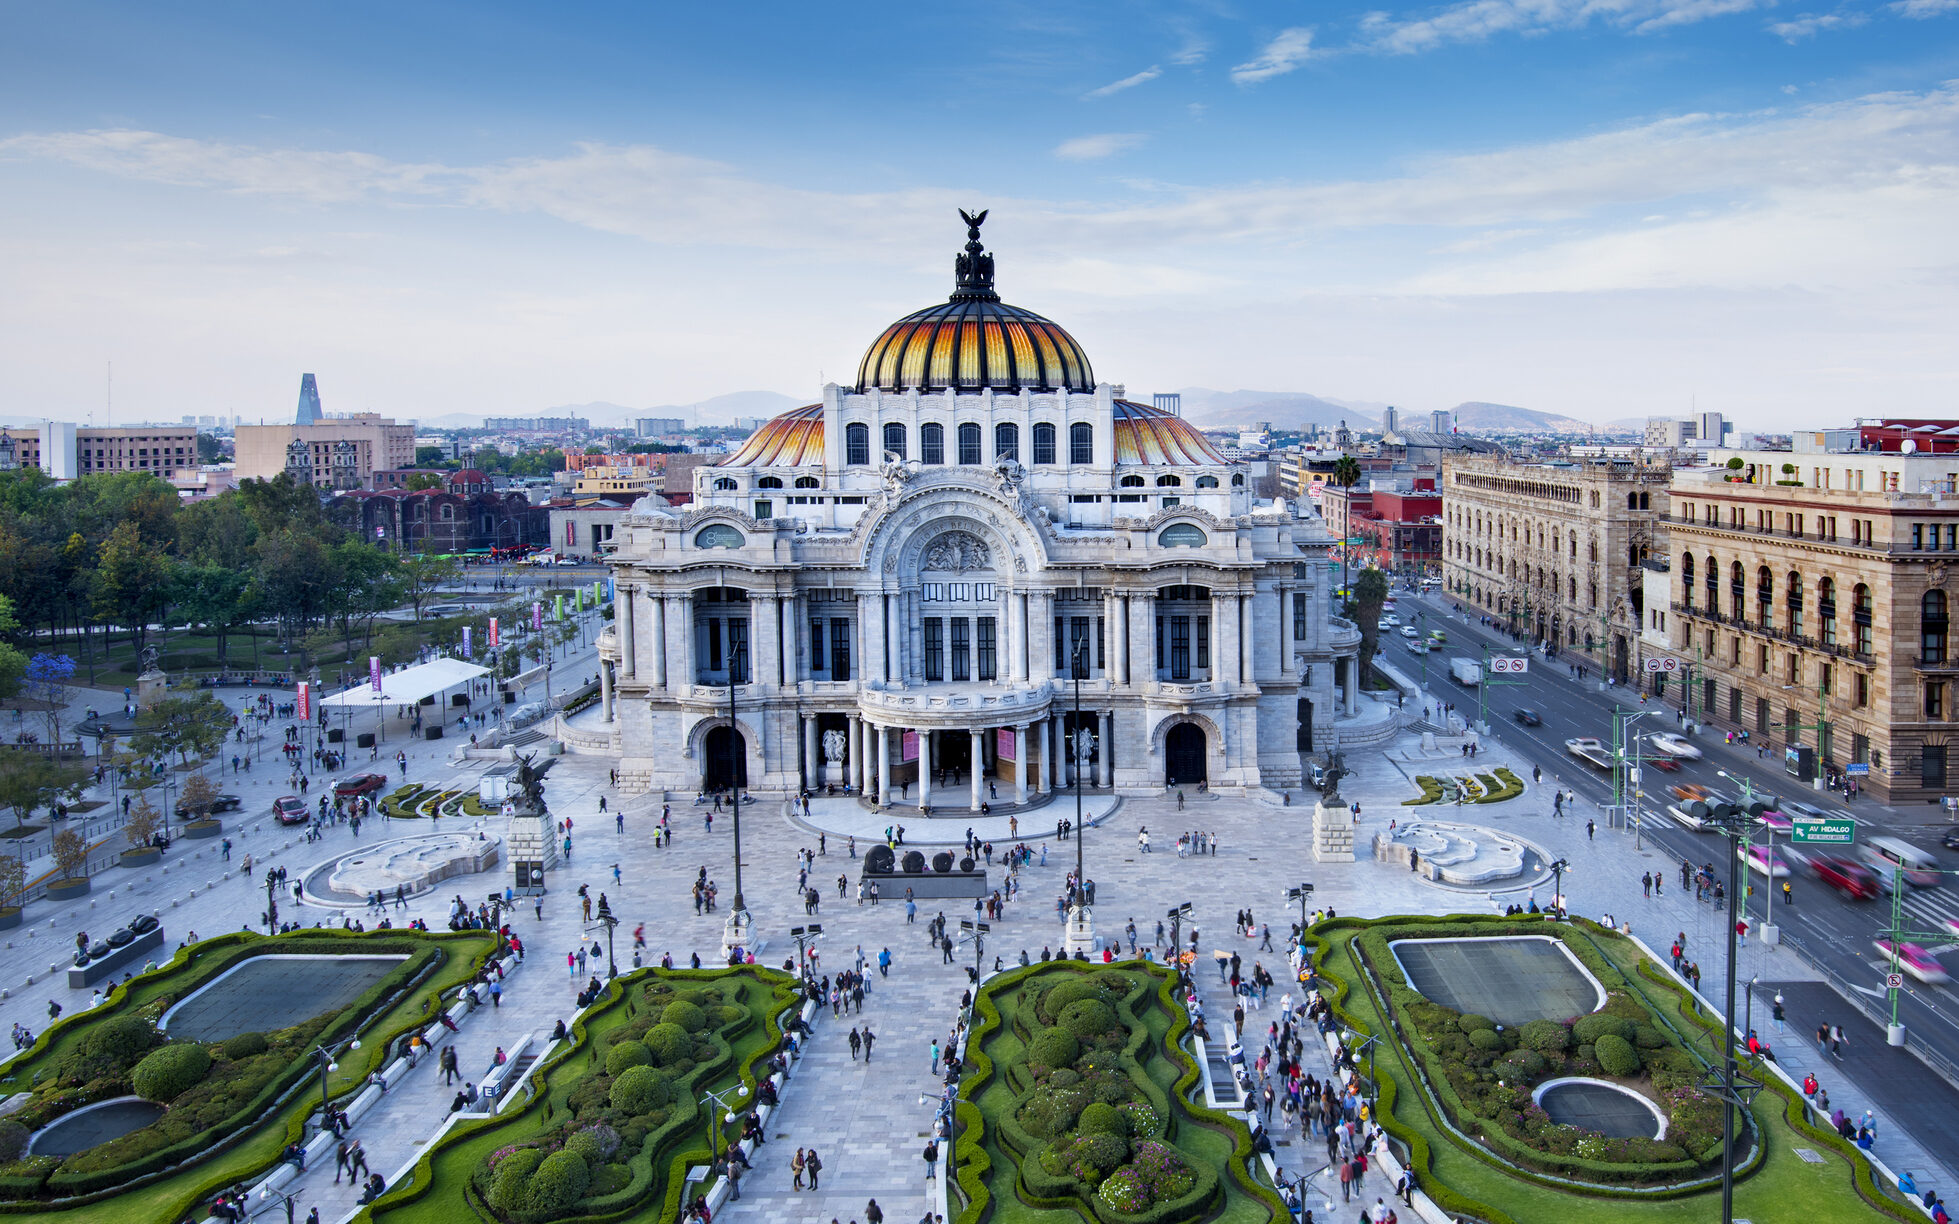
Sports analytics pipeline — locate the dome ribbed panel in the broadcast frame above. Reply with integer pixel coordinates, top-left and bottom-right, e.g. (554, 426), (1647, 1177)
(854, 300), (1093, 393)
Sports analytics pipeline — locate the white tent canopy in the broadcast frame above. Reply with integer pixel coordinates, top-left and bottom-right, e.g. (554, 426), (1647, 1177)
(320, 657), (491, 709)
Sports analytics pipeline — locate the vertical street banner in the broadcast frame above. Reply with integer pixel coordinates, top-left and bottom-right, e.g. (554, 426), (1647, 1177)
(532, 601), (543, 631)
(605, 577), (615, 601)
(591, 581), (601, 603)
(369, 657), (383, 692)
(296, 681), (310, 721)
(488, 617), (500, 648)
(555, 594), (565, 621)
(462, 627), (473, 657)
(995, 727), (1016, 761)
(902, 730), (919, 763)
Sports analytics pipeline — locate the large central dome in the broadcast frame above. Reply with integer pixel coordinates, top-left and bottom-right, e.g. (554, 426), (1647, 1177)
(854, 210), (1095, 395)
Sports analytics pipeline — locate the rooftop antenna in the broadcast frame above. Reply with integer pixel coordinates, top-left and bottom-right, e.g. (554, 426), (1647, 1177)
(105, 360), (112, 427)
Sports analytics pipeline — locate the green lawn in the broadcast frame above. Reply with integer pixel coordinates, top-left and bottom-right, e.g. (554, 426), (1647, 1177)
(363, 966), (794, 1224)
(957, 961), (1283, 1224)
(1316, 918), (1916, 1224)
(0, 929), (499, 1223)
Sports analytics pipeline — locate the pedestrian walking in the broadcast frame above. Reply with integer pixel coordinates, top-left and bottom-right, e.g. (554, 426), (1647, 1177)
(1586, 818), (1595, 841)
(862, 1028), (876, 1062)
(805, 1148), (822, 1189)
(849, 1027), (862, 1060)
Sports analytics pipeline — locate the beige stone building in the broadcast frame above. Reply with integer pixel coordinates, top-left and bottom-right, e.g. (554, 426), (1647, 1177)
(1441, 455), (1670, 681)
(1658, 448), (1959, 800)
(0, 424), (196, 479)
(235, 414), (416, 486)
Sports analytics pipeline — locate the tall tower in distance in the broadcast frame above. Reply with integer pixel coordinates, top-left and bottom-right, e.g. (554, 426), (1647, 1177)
(296, 373), (323, 425)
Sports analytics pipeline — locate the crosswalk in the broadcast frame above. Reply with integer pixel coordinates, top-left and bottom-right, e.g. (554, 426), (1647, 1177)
(1900, 887), (1959, 938)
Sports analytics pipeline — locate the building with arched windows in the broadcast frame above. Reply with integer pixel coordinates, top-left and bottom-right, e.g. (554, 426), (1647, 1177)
(596, 215), (1361, 805)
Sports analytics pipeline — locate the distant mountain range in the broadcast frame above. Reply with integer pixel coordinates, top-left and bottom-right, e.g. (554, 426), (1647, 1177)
(412, 391), (805, 431)
(1448, 401), (1598, 433)
(1178, 389), (1600, 434)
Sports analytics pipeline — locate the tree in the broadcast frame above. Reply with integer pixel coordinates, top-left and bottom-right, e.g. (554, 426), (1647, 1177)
(178, 772), (219, 825)
(51, 828), (88, 880)
(125, 795), (162, 850)
(0, 855), (23, 913)
(24, 653), (76, 745)
(398, 553), (461, 621)
(1331, 454), (1361, 493)
(1354, 567), (1389, 683)
(91, 520), (173, 658)
(133, 694), (230, 768)
(328, 540), (407, 656)
(404, 472), (444, 491)
(0, 595), (27, 702)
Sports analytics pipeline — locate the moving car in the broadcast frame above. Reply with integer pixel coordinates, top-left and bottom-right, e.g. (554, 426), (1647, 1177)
(1669, 782), (1713, 803)
(1875, 940), (1949, 986)
(272, 795), (309, 825)
(1377, 621), (1393, 632)
(176, 793), (243, 818)
(1739, 843), (1793, 879)
(1399, 625), (1420, 638)
(1809, 855), (1880, 900)
(1514, 709), (1542, 726)
(1565, 738), (1614, 770)
(1755, 809), (1793, 834)
(1428, 629), (1447, 644)
(1385, 615), (1400, 627)
(1861, 836), (1940, 888)
(1645, 732), (1703, 760)
(1942, 829), (1959, 851)
(1406, 640), (1430, 655)
(335, 772), (390, 798)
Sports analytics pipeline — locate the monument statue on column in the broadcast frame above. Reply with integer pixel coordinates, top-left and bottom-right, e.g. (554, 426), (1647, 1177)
(1312, 748), (1356, 863)
(504, 753), (560, 892)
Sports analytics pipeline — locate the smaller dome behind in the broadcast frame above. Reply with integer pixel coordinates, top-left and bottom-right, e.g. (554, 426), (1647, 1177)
(1113, 400), (1224, 465)
(722, 403), (824, 467)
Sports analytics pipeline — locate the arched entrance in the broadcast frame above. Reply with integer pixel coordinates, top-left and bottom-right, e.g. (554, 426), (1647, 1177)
(1166, 722), (1207, 787)
(704, 726), (747, 791)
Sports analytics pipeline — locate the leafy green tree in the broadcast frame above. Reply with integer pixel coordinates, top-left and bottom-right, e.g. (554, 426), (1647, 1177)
(1354, 567), (1389, 682)
(404, 472), (444, 491)
(398, 553), (460, 621)
(0, 753), (86, 831)
(414, 445), (451, 467)
(91, 520), (174, 658)
(172, 561), (256, 669)
(0, 595), (27, 702)
(328, 541), (407, 654)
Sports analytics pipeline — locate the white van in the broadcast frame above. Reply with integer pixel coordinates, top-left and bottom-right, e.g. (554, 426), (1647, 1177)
(1860, 836), (1940, 888)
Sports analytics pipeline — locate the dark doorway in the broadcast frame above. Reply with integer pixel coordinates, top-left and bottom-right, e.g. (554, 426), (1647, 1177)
(704, 725), (747, 791)
(938, 729), (971, 783)
(1297, 698), (1314, 754)
(1166, 722), (1207, 786)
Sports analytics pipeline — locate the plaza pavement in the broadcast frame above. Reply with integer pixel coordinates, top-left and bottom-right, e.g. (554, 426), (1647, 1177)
(7, 674), (1956, 1220)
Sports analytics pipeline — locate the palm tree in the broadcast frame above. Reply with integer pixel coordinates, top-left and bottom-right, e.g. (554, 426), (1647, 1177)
(1331, 455), (1362, 602)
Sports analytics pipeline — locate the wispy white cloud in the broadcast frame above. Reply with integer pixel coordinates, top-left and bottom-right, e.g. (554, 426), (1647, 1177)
(1231, 27), (1318, 83)
(1892, 0), (1959, 15)
(1052, 132), (1149, 160)
(1083, 66), (1162, 99)
(1768, 10), (1868, 40)
(1356, 0), (1774, 55)
(1169, 33), (1210, 64)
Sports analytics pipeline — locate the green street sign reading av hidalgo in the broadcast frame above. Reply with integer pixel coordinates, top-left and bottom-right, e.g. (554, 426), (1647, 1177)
(1791, 818), (1856, 845)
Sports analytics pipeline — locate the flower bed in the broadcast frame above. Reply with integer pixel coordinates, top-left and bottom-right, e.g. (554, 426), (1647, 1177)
(1477, 768), (1526, 804)
(1404, 776), (1446, 805)
(367, 966), (797, 1224)
(958, 961), (1285, 1224)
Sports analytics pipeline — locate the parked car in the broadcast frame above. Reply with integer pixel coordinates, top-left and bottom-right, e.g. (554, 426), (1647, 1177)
(1809, 855), (1880, 900)
(1514, 708), (1542, 726)
(335, 772), (390, 798)
(272, 795), (309, 825)
(1645, 732), (1703, 760)
(176, 793), (243, 817)
(1875, 940), (1949, 985)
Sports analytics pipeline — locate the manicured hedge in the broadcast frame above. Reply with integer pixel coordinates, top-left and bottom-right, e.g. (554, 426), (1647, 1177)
(1404, 776), (1446, 805)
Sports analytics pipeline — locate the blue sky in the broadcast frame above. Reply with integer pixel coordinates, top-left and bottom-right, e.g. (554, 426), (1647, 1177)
(3, 1), (1958, 427)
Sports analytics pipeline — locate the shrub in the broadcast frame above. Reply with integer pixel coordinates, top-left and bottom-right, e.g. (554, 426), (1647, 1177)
(609, 1065), (672, 1115)
(1079, 1101), (1129, 1136)
(661, 1000), (707, 1033)
(1046, 1131), (1127, 1182)
(0, 1120), (26, 1163)
(220, 1032), (268, 1060)
(131, 1043), (212, 1103)
(605, 1040), (653, 1076)
(1468, 1028), (1503, 1052)
(1594, 1034), (1641, 1077)
(65, 1014), (158, 1078)
(1058, 998), (1118, 1039)
(1028, 1027), (1080, 1071)
(529, 1149), (591, 1215)
(1494, 1049), (1546, 1082)
(1518, 1019), (1569, 1053)
(1631, 1023), (1667, 1049)
(643, 1022), (691, 1065)
(565, 1123), (621, 1164)
(488, 1147), (544, 1212)
(1572, 1014), (1635, 1045)
(1457, 1014), (1496, 1033)
(1041, 977), (1110, 1021)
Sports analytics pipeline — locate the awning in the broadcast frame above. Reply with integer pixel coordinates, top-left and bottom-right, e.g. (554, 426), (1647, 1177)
(321, 657), (491, 709)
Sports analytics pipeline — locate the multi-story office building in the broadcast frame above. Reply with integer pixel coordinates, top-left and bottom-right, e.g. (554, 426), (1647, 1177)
(1442, 455), (1670, 681)
(0, 424), (197, 479)
(236, 414), (417, 486)
(1657, 440), (1959, 799)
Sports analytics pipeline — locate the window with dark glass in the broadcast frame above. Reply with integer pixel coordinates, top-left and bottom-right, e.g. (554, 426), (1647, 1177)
(950, 618), (970, 681)
(1169, 616), (1191, 680)
(924, 617), (944, 682)
(829, 618), (851, 682)
(1925, 744), (1947, 790)
(995, 423), (1019, 461)
(809, 619), (825, 673)
(1294, 593), (1307, 639)
(1925, 590), (1949, 663)
(977, 616), (996, 680)
(883, 422), (907, 460)
(1096, 616), (1105, 670)
(1069, 617), (1090, 677)
(845, 423), (870, 466)
(1032, 423), (1056, 465)
(705, 619), (722, 672)
(921, 423), (944, 465)
(724, 620), (749, 683)
(1069, 422), (1093, 464)
(957, 423), (981, 466)
(1055, 616), (1065, 675)
(1196, 615), (1210, 668)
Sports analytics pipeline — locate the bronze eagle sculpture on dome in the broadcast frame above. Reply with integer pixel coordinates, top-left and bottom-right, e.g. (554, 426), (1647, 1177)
(960, 208), (987, 238)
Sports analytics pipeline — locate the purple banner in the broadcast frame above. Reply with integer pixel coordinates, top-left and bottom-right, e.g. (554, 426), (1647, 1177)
(369, 656), (382, 692)
(995, 728), (1016, 762)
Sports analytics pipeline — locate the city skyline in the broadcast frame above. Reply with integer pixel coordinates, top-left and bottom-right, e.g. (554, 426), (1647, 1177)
(3, 2), (1958, 428)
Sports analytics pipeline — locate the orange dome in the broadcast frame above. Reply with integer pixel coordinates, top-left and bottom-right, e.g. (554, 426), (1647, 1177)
(1113, 400), (1225, 465)
(723, 403), (823, 467)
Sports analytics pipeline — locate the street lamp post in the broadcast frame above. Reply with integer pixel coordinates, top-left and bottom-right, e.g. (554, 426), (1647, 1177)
(699, 1083), (749, 1171)
(264, 871), (280, 935)
(789, 924), (823, 981)
(1698, 783), (1766, 1224)
(1065, 640), (1097, 953)
(1548, 858), (1569, 916)
(958, 918), (991, 981)
(591, 892), (619, 978)
(308, 1039), (359, 1129)
(1287, 883), (1315, 935)
(258, 1188), (301, 1224)
(1166, 902), (1193, 988)
(723, 637), (751, 959)
(1342, 1028), (1381, 1118)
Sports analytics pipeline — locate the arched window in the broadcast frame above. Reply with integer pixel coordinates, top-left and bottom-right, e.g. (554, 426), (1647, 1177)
(757, 476), (783, 489)
(1156, 475), (1182, 487)
(1120, 474), (1146, 488)
(1195, 475), (1219, 488)
(957, 422), (982, 465)
(1159, 523), (1207, 548)
(1819, 577), (1838, 646)
(439, 503), (453, 521)
(921, 423), (945, 465)
(1230, 473), (1245, 487)
(1682, 554), (1695, 606)
(994, 422), (1019, 461)
(1787, 571), (1805, 634)
(1627, 492), (1638, 510)
(845, 422), (870, 466)
(882, 422), (907, 460)
(1705, 555), (1718, 603)
(1925, 590), (1949, 663)
(696, 524), (745, 549)
(1032, 423), (1057, 465)
(795, 476), (820, 489)
(1069, 422), (1093, 465)
(1756, 566), (1773, 628)
(1730, 561), (1745, 618)
(712, 477), (737, 492)
(1854, 583), (1874, 655)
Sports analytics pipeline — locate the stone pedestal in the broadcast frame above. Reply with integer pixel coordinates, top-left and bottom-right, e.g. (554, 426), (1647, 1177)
(504, 799), (559, 894)
(1312, 800), (1355, 863)
(1063, 904), (1097, 955)
(137, 667), (168, 708)
(721, 908), (753, 960)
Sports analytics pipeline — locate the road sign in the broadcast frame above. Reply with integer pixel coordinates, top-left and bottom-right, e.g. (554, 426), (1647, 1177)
(1845, 763), (1870, 776)
(1489, 656), (1529, 674)
(1645, 656), (1680, 672)
(1886, 973), (1905, 991)
(1790, 817), (1856, 845)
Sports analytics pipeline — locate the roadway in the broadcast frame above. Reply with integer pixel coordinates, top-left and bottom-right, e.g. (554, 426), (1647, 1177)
(1393, 587), (1959, 1104)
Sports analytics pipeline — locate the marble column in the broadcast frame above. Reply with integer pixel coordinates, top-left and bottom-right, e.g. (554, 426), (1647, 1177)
(1131, 591), (1154, 686)
(803, 715), (819, 792)
(650, 594), (666, 688)
(1044, 718), (1059, 791)
(1098, 711), (1112, 786)
(1276, 584), (1290, 679)
(675, 594), (696, 689)
(601, 662), (614, 722)
(970, 728), (984, 812)
(619, 587), (636, 679)
(1240, 593), (1255, 684)
(919, 730), (933, 808)
(1013, 722), (1028, 805)
(1015, 592), (1030, 682)
(876, 725), (891, 807)
(869, 591), (889, 683)
(1344, 656), (1359, 712)
(1112, 593), (1129, 687)
(752, 594), (780, 693)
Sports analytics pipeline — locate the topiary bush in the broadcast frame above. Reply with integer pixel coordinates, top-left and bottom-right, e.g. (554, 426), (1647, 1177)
(0, 1120), (26, 1164)
(528, 1149), (591, 1215)
(1494, 1049), (1546, 1082)
(63, 1014), (159, 1081)
(1468, 1028), (1504, 1052)
(1594, 1034), (1641, 1077)
(488, 1147), (544, 1213)
(220, 1032), (268, 1060)
(1631, 1023), (1667, 1049)
(1518, 1019), (1569, 1053)
(1457, 1013), (1496, 1033)
(1572, 1014), (1635, 1045)
(605, 1040), (653, 1076)
(1041, 977), (1110, 1021)
(1028, 1027), (1080, 1071)
(660, 1000), (707, 1033)
(1078, 1101), (1129, 1136)
(643, 1022), (691, 1065)
(1058, 998), (1118, 1039)
(130, 1043), (212, 1103)
(609, 1065), (672, 1115)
